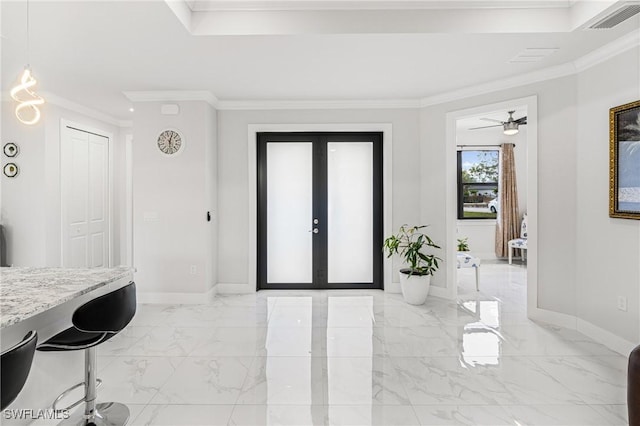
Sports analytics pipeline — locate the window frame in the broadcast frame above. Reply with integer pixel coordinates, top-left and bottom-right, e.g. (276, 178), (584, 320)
(457, 149), (499, 220)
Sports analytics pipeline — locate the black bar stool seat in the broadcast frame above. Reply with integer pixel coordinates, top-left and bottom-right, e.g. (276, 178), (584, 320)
(1, 331), (38, 410)
(37, 282), (136, 426)
(38, 328), (109, 351)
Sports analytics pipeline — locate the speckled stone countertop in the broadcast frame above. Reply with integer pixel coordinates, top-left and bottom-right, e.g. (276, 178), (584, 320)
(0, 266), (133, 329)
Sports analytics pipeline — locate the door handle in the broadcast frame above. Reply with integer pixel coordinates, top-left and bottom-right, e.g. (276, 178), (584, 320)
(308, 228), (319, 234)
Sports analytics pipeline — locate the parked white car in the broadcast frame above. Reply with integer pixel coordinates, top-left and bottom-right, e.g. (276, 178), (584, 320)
(488, 198), (498, 213)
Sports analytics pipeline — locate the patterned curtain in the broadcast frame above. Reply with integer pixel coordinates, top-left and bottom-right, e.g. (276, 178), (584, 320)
(495, 143), (519, 257)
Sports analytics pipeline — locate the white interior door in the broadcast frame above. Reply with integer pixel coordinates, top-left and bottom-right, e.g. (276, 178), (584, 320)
(62, 126), (110, 268)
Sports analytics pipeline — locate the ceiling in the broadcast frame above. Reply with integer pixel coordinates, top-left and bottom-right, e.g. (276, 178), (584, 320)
(1, 0), (638, 121)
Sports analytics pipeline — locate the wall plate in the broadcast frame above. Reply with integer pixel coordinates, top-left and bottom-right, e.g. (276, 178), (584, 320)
(3, 163), (19, 178)
(3, 142), (18, 157)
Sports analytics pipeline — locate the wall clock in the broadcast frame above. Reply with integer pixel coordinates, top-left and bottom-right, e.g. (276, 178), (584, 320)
(157, 129), (184, 156)
(3, 163), (19, 178)
(3, 143), (18, 157)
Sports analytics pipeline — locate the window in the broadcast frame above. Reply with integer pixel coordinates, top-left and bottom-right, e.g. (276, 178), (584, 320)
(457, 150), (499, 219)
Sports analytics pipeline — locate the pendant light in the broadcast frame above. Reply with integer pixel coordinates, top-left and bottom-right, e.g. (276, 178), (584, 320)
(10, 0), (44, 125)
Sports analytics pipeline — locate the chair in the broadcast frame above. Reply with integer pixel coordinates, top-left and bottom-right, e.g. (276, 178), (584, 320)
(508, 213), (528, 265)
(456, 251), (480, 291)
(629, 345), (640, 426)
(38, 282), (136, 426)
(1, 331), (38, 410)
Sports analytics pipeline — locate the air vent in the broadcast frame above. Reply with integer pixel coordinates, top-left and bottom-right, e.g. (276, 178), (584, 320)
(587, 3), (640, 29)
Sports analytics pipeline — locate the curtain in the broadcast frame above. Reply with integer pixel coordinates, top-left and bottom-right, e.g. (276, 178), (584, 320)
(495, 143), (519, 258)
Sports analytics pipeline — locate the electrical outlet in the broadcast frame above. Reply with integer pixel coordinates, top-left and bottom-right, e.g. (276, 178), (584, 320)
(189, 265), (197, 275)
(617, 296), (628, 312)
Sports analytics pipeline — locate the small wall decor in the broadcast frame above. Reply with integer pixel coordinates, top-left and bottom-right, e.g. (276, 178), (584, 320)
(610, 100), (640, 219)
(3, 163), (19, 178)
(3, 142), (19, 157)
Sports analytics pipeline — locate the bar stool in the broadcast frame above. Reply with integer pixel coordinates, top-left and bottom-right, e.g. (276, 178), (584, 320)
(38, 282), (136, 426)
(1, 330), (38, 410)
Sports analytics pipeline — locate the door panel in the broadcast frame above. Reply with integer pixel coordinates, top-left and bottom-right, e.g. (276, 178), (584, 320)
(327, 142), (373, 283)
(266, 142), (314, 284)
(62, 126), (109, 268)
(258, 132), (383, 290)
(88, 133), (108, 267)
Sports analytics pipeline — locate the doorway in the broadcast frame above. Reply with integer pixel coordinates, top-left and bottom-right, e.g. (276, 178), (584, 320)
(61, 123), (111, 268)
(446, 96), (538, 315)
(257, 132), (383, 290)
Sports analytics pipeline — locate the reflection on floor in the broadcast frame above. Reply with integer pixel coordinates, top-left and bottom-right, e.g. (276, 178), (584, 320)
(91, 263), (627, 425)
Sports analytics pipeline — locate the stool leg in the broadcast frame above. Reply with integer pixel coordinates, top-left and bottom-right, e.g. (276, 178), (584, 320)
(508, 246), (513, 265)
(60, 347), (130, 426)
(84, 347), (97, 420)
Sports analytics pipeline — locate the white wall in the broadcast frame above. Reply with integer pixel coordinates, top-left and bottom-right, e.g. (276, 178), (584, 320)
(132, 101), (217, 298)
(576, 47), (640, 343)
(217, 108), (422, 289)
(0, 105), (47, 265)
(420, 75), (578, 314)
(0, 102), (123, 267)
(455, 126), (528, 259)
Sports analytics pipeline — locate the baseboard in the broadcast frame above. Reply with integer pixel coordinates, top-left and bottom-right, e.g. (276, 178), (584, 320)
(385, 281), (401, 294)
(577, 318), (636, 356)
(529, 307), (635, 356)
(216, 283), (255, 294)
(528, 306), (578, 329)
(137, 287), (216, 304)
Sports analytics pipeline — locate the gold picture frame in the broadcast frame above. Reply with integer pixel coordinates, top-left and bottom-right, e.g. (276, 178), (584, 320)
(610, 100), (640, 219)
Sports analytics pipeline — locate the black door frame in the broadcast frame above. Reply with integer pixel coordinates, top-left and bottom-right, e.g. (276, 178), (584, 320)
(257, 131), (383, 290)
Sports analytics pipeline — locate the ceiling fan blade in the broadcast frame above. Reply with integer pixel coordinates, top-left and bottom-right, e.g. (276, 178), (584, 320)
(514, 116), (527, 124)
(469, 124), (503, 130)
(480, 118), (505, 124)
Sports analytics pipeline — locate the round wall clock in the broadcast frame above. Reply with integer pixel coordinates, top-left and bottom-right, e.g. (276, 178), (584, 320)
(157, 129), (184, 156)
(3, 163), (19, 178)
(3, 143), (18, 157)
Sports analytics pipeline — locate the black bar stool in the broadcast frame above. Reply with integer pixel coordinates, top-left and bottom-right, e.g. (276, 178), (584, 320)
(1, 331), (38, 410)
(629, 344), (640, 426)
(38, 282), (136, 426)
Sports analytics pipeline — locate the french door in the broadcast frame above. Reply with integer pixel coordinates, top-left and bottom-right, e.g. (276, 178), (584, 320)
(257, 132), (383, 290)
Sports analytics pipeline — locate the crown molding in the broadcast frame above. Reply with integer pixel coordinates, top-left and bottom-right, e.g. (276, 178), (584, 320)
(216, 98), (421, 110)
(188, 0), (571, 12)
(419, 63), (577, 107)
(29, 92), (131, 128)
(574, 27), (640, 72)
(123, 90), (219, 108)
(2, 92), (131, 127)
(420, 28), (639, 107)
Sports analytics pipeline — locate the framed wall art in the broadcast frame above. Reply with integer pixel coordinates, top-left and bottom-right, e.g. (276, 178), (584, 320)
(610, 100), (640, 219)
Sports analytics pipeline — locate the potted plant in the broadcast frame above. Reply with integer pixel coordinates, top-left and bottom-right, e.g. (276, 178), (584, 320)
(383, 224), (442, 305)
(457, 237), (470, 252)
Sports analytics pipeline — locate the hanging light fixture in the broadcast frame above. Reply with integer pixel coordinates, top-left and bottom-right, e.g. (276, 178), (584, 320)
(503, 121), (519, 136)
(11, 0), (44, 125)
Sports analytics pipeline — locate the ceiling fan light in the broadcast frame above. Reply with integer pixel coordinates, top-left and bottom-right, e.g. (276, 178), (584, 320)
(503, 122), (519, 135)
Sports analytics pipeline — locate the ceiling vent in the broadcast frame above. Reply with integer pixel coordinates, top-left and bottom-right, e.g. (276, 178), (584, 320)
(585, 2), (640, 29)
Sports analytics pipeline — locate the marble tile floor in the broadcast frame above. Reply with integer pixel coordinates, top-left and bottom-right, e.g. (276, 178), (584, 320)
(76, 264), (630, 425)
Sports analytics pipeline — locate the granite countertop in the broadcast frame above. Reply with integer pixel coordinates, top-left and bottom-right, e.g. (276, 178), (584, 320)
(0, 266), (133, 329)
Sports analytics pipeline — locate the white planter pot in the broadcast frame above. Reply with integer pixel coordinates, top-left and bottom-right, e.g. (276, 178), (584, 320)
(399, 271), (431, 305)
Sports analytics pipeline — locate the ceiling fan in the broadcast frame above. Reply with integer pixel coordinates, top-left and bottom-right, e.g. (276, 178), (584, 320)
(469, 111), (527, 135)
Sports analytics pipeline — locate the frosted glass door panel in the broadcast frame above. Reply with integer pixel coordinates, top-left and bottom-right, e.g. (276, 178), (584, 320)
(267, 142), (313, 283)
(327, 142), (373, 283)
